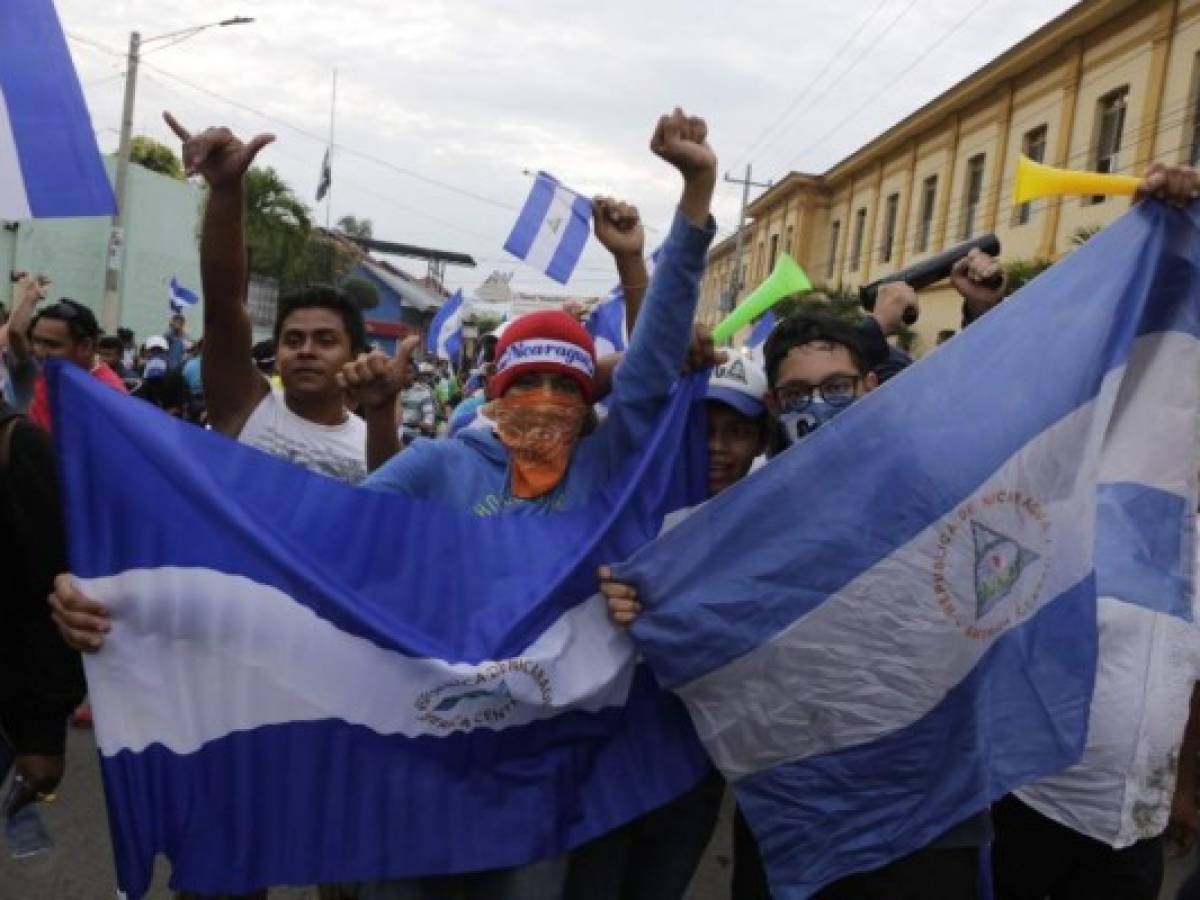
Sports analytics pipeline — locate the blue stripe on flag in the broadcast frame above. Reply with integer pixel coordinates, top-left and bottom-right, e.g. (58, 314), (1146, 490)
(545, 191), (593, 284)
(734, 575), (1097, 898)
(1095, 482), (1193, 621)
(503, 172), (558, 260)
(0, 0), (115, 217)
(623, 202), (1200, 690)
(98, 670), (708, 897)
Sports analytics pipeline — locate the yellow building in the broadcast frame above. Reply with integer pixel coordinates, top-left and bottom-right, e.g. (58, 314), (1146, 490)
(700, 0), (1200, 352)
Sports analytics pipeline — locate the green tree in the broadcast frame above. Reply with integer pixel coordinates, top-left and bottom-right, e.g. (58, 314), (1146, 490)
(130, 136), (184, 180)
(1003, 258), (1055, 294)
(337, 214), (373, 240)
(340, 276), (379, 311)
(243, 166), (313, 284)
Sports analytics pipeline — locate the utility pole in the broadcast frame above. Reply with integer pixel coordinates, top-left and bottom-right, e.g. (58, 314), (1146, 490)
(99, 17), (254, 334)
(722, 164), (771, 313)
(100, 30), (140, 334)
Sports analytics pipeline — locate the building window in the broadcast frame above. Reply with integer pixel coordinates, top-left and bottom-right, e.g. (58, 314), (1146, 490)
(786, 224), (794, 257)
(1092, 87), (1128, 203)
(1016, 125), (1047, 225)
(917, 175), (937, 253)
(850, 207), (866, 272)
(827, 220), (840, 278)
(1190, 56), (1200, 166)
(961, 154), (985, 240)
(768, 233), (780, 273)
(881, 192), (899, 263)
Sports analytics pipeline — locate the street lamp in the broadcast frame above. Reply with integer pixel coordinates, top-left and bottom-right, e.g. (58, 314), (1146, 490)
(100, 16), (255, 333)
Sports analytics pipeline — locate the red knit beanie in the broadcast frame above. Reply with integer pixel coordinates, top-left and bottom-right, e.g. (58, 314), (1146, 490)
(488, 310), (597, 401)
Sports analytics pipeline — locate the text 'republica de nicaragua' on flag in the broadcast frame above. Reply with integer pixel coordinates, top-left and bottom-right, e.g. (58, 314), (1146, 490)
(616, 198), (1200, 899)
(504, 171), (592, 285)
(49, 361), (712, 897)
(0, 0), (115, 219)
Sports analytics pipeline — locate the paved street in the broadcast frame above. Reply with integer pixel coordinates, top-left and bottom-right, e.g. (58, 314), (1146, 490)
(7, 731), (1196, 900)
(0, 727), (733, 900)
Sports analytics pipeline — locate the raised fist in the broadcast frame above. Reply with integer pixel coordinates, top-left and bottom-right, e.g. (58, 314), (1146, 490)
(651, 108), (716, 182)
(163, 111), (274, 190)
(950, 248), (1006, 314)
(1135, 161), (1200, 208)
(872, 282), (918, 337)
(592, 196), (645, 260)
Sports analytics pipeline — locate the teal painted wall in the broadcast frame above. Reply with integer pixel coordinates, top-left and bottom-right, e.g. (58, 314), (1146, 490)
(0, 158), (204, 344)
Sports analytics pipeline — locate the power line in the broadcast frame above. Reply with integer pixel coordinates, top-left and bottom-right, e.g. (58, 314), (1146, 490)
(68, 32), (521, 214)
(726, 0), (895, 171)
(782, 0), (993, 173)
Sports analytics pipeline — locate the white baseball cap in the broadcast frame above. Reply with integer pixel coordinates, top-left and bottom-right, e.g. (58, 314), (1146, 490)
(145, 335), (169, 352)
(707, 351), (767, 418)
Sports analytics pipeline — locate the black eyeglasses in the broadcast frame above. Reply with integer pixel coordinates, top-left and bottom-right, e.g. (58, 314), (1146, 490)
(774, 375), (861, 412)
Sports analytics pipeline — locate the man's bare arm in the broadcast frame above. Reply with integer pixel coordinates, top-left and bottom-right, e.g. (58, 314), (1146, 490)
(165, 112), (274, 438)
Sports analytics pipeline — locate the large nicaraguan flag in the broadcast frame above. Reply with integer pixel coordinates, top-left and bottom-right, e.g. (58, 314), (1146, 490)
(0, 0), (115, 218)
(50, 365), (710, 897)
(504, 171), (591, 284)
(616, 200), (1200, 898)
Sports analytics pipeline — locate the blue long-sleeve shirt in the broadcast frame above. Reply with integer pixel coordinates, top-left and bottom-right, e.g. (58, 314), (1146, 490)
(364, 208), (715, 513)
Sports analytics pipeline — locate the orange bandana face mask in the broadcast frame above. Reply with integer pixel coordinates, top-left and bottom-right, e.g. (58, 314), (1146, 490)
(483, 389), (588, 499)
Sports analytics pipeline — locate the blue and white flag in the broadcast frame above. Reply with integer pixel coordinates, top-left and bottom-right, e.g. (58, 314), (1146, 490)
(168, 276), (199, 313)
(616, 200), (1200, 898)
(50, 362), (710, 898)
(0, 0), (115, 219)
(745, 310), (776, 349)
(587, 245), (664, 356)
(427, 288), (464, 362)
(504, 171), (591, 284)
(586, 286), (628, 357)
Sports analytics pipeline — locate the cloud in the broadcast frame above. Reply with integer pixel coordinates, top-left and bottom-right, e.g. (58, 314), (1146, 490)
(59, 0), (1077, 295)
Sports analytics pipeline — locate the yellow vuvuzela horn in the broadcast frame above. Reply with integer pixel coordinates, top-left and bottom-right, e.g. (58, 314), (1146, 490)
(1013, 154), (1142, 205)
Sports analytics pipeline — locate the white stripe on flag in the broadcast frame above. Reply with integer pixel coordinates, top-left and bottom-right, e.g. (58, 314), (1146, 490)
(0, 88), (31, 220)
(678, 330), (1200, 782)
(81, 568), (638, 756)
(524, 183), (582, 277)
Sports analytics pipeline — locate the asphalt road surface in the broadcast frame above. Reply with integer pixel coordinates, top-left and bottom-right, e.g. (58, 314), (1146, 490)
(0, 726), (734, 900)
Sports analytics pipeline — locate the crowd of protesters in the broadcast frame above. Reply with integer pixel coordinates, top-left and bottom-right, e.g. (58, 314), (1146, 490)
(4, 104), (1200, 900)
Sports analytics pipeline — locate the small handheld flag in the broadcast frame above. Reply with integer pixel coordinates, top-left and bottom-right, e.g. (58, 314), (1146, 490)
(586, 245), (663, 356)
(427, 289), (464, 362)
(0, 0), (116, 219)
(504, 171), (591, 284)
(168, 276), (199, 313)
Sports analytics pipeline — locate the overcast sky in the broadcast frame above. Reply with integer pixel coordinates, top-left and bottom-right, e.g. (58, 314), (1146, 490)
(59, 0), (1079, 297)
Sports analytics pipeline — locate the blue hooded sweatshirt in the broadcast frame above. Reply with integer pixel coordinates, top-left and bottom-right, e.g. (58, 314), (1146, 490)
(364, 208), (715, 514)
